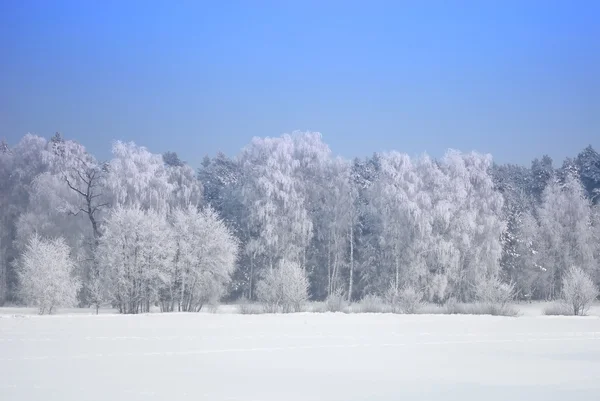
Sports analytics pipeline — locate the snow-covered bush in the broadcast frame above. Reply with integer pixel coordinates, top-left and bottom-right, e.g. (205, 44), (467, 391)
(385, 284), (423, 314)
(469, 277), (518, 316)
(256, 260), (309, 313)
(238, 297), (265, 314)
(561, 266), (598, 316)
(476, 277), (515, 307)
(398, 286), (424, 314)
(18, 235), (80, 314)
(353, 294), (388, 313)
(444, 295), (518, 316)
(385, 285), (423, 314)
(325, 288), (347, 312)
(238, 303), (265, 314)
(426, 274), (448, 303)
(384, 285), (400, 312)
(542, 302), (572, 316)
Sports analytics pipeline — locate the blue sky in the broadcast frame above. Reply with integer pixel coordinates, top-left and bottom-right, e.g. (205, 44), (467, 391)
(1, 0), (598, 167)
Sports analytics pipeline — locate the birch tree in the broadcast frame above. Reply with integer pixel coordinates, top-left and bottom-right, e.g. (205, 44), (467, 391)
(97, 207), (174, 314)
(239, 133), (314, 273)
(18, 234), (80, 314)
(106, 141), (173, 212)
(537, 173), (596, 298)
(163, 206), (238, 312)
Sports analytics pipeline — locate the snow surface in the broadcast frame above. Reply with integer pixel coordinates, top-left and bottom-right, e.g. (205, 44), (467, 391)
(2, 310), (600, 401)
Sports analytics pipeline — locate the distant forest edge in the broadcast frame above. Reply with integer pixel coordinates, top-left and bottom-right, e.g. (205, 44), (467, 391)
(0, 132), (599, 314)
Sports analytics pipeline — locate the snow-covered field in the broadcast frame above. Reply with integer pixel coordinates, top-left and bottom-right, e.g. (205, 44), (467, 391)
(2, 309), (600, 401)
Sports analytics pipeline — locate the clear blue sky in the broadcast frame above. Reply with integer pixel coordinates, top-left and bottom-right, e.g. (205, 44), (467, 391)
(1, 0), (598, 167)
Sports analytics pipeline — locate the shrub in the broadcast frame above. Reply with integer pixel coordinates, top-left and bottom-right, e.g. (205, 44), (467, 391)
(238, 302), (265, 315)
(414, 303), (445, 314)
(476, 277), (516, 307)
(384, 285), (401, 313)
(256, 260), (309, 313)
(325, 288), (347, 312)
(444, 297), (460, 314)
(205, 303), (220, 314)
(561, 266), (599, 316)
(353, 294), (389, 313)
(398, 286), (424, 314)
(472, 276), (517, 316)
(426, 274), (448, 303)
(18, 235), (81, 315)
(542, 302), (572, 316)
(444, 297), (519, 317)
(385, 285), (424, 314)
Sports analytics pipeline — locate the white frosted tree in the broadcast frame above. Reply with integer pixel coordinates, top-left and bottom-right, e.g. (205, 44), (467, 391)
(106, 140), (202, 212)
(106, 141), (173, 212)
(537, 174), (596, 298)
(371, 152), (430, 293)
(239, 133), (318, 274)
(416, 150), (505, 301)
(319, 157), (357, 298)
(18, 234), (80, 314)
(20, 137), (110, 308)
(165, 162), (203, 209)
(97, 206), (175, 314)
(561, 266), (598, 315)
(164, 205), (238, 312)
(42, 136), (109, 241)
(0, 134), (49, 304)
(256, 259), (309, 313)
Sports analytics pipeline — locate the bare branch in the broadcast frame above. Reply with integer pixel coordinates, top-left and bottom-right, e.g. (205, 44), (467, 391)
(65, 178), (88, 198)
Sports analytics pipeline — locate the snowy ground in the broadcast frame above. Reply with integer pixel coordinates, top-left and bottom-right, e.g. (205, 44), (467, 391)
(2, 308), (600, 401)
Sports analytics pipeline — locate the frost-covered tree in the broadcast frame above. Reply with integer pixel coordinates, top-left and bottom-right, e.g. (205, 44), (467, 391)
(0, 135), (49, 304)
(162, 151), (184, 167)
(165, 161), (203, 210)
(12, 137), (109, 307)
(107, 141), (202, 212)
(106, 141), (173, 212)
(531, 155), (555, 204)
(163, 205), (238, 312)
(537, 174), (596, 298)
(416, 151), (505, 301)
(43, 137), (109, 241)
(198, 153), (249, 298)
(492, 163), (541, 299)
(561, 266), (598, 316)
(307, 156), (356, 299)
(97, 207), (175, 314)
(575, 145), (600, 204)
(256, 260), (309, 313)
(370, 152), (428, 293)
(239, 133), (320, 274)
(18, 234), (80, 314)
(349, 154), (382, 299)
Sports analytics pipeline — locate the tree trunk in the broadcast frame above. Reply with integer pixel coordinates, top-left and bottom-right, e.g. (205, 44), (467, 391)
(395, 255), (400, 291)
(332, 236), (339, 294)
(348, 224), (354, 302)
(327, 234), (332, 297)
(249, 253), (254, 300)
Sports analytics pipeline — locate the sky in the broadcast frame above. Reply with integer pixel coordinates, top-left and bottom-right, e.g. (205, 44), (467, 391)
(1, 0), (599, 167)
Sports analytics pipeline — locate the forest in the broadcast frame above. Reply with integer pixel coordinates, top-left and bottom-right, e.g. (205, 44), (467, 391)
(0, 132), (599, 314)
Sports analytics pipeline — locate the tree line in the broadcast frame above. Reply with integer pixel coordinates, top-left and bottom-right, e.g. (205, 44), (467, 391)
(0, 132), (599, 313)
